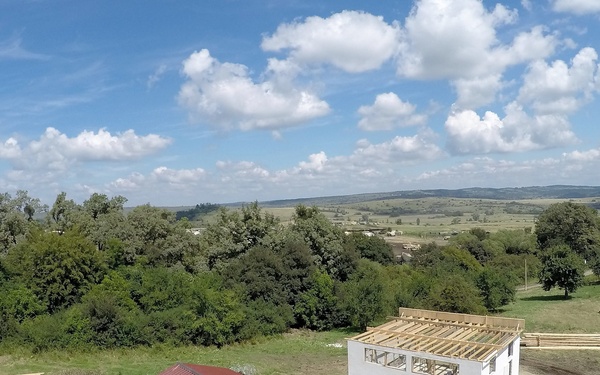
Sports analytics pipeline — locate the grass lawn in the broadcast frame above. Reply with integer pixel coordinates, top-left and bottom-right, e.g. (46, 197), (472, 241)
(0, 330), (351, 375)
(499, 282), (600, 375)
(500, 282), (600, 333)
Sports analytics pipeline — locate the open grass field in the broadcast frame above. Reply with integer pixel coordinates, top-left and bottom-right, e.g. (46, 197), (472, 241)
(0, 330), (351, 375)
(500, 280), (600, 375)
(501, 281), (600, 333)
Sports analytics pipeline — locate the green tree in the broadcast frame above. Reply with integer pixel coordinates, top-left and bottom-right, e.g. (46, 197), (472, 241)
(47, 192), (78, 233)
(340, 259), (386, 330)
(477, 267), (517, 311)
(202, 203), (279, 271)
(538, 244), (585, 298)
(428, 274), (486, 314)
(489, 229), (536, 255)
(536, 202), (600, 260)
(6, 229), (106, 312)
(0, 191), (45, 254)
(346, 232), (394, 265)
(450, 232), (496, 264)
(127, 204), (201, 269)
(291, 205), (358, 280)
(294, 269), (337, 330)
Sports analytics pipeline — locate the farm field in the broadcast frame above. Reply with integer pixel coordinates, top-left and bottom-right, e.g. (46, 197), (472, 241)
(257, 196), (599, 247)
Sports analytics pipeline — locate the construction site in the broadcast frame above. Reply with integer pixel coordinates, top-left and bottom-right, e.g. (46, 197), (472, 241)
(348, 308), (600, 375)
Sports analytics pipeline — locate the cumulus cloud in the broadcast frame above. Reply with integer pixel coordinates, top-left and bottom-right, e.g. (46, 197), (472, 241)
(445, 102), (578, 154)
(103, 129), (445, 203)
(398, 0), (516, 79)
(109, 166), (206, 193)
(452, 75), (504, 109)
(563, 148), (600, 162)
(518, 47), (600, 114)
(552, 0), (600, 15)
(358, 93), (427, 131)
(0, 127), (171, 171)
(353, 132), (444, 162)
(397, 0), (557, 108)
(178, 49), (330, 131)
(151, 166), (206, 185)
(261, 10), (401, 73)
(415, 148), (600, 188)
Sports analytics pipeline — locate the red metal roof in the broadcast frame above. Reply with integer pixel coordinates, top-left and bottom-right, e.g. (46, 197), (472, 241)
(159, 363), (241, 375)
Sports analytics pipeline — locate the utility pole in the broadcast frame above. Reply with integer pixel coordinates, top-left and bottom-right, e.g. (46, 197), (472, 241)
(525, 259), (528, 291)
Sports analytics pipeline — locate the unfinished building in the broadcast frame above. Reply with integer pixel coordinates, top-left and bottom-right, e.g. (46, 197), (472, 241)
(348, 308), (524, 375)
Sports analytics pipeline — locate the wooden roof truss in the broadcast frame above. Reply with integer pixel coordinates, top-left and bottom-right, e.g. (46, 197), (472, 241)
(350, 308), (524, 362)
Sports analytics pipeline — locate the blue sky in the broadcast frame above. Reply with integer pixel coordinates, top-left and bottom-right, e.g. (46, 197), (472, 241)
(1, 0), (600, 206)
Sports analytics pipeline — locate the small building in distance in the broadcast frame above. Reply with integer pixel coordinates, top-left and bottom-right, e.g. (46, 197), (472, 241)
(159, 363), (241, 375)
(348, 308), (524, 375)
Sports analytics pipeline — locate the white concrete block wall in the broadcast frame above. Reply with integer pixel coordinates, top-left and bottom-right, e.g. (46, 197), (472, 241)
(348, 341), (485, 375)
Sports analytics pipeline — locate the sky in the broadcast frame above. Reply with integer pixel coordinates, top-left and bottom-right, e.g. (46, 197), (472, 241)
(1, 0), (600, 206)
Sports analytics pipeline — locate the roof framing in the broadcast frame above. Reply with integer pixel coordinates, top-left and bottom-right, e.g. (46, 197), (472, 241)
(349, 308), (524, 362)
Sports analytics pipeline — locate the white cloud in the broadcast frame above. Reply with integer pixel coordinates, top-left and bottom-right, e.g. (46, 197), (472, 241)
(563, 148), (600, 162)
(352, 132), (444, 162)
(397, 0), (517, 79)
(298, 151), (328, 172)
(151, 166), (206, 185)
(0, 35), (49, 60)
(261, 10), (401, 73)
(0, 127), (171, 171)
(178, 49), (330, 131)
(518, 47), (599, 114)
(552, 0), (600, 15)
(452, 74), (503, 109)
(102, 130), (445, 204)
(0, 138), (21, 159)
(216, 161), (270, 179)
(147, 64), (167, 88)
(358, 92), (427, 131)
(445, 102), (578, 154)
(109, 167), (206, 194)
(415, 149), (600, 189)
(396, 0), (557, 108)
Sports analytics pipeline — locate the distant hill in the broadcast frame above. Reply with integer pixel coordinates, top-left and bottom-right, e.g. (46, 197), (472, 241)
(252, 185), (600, 207)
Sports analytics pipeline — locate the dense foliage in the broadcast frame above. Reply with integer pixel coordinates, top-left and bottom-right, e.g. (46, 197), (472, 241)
(0, 192), (595, 351)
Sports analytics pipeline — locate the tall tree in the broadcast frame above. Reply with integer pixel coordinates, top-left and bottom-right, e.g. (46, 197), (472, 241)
(538, 244), (585, 298)
(5, 229), (106, 312)
(345, 232), (394, 265)
(340, 259), (387, 330)
(536, 202), (600, 260)
(291, 205), (357, 280)
(0, 191), (46, 253)
(202, 203), (279, 271)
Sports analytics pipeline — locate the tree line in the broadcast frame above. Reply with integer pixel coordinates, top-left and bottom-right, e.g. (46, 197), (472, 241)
(0, 191), (597, 352)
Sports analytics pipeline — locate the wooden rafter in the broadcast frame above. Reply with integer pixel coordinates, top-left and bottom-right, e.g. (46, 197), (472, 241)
(350, 308), (524, 362)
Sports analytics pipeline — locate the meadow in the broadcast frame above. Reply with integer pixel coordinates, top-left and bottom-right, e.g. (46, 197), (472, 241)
(0, 330), (350, 375)
(501, 278), (600, 375)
